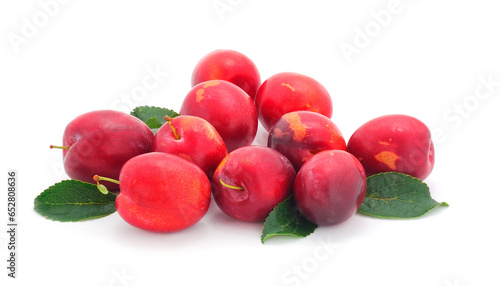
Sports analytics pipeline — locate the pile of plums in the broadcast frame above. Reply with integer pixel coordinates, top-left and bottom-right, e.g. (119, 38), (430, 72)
(53, 50), (435, 232)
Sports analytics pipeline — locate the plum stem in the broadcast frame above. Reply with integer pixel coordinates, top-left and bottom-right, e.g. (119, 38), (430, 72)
(50, 145), (70, 150)
(93, 175), (120, 185)
(164, 115), (180, 140)
(219, 178), (244, 190)
(93, 175), (120, 195)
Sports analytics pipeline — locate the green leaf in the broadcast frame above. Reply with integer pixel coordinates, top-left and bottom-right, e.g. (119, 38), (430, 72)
(144, 117), (163, 129)
(34, 180), (117, 222)
(130, 105), (179, 129)
(358, 172), (449, 219)
(261, 196), (318, 243)
(97, 184), (109, 195)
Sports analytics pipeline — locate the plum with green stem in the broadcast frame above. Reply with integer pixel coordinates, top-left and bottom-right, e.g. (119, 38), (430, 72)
(95, 152), (211, 232)
(51, 110), (154, 190)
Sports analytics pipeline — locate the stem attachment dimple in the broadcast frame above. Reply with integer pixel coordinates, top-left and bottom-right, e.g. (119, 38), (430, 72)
(164, 115), (180, 140)
(219, 178), (244, 190)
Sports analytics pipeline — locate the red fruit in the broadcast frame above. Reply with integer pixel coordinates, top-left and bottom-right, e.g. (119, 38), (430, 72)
(212, 146), (296, 222)
(191, 49), (261, 99)
(180, 80), (258, 152)
(52, 110), (154, 190)
(116, 152), (211, 232)
(254, 72), (333, 131)
(152, 115), (227, 178)
(294, 150), (367, 226)
(268, 111), (346, 171)
(347, 114), (435, 180)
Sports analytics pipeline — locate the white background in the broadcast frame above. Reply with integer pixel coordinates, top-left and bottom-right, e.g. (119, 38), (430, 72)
(1, 1), (499, 285)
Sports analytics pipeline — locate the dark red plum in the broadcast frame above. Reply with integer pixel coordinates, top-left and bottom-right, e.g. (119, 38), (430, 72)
(52, 110), (154, 190)
(294, 150), (367, 226)
(211, 146), (295, 222)
(268, 111), (346, 172)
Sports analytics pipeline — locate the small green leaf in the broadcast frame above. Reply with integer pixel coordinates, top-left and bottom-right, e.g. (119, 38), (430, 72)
(34, 180), (117, 222)
(144, 117), (163, 129)
(97, 184), (109, 195)
(130, 106), (179, 129)
(261, 196), (318, 243)
(358, 172), (448, 219)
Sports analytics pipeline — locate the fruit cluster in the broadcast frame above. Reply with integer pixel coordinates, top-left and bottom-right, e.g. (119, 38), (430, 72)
(51, 49), (435, 233)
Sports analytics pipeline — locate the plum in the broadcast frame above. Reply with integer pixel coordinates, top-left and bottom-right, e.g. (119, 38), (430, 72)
(180, 80), (258, 152)
(254, 72), (333, 131)
(51, 110), (154, 190)
(294, 150), (367, 226)
(191, 49), (261, 99)
(347, 114), (435, 180)
(268, 111), (346, 172)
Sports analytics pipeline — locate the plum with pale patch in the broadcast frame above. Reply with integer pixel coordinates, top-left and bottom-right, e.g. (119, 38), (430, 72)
(347, 114), (435, 180)
(191, 49), (261, 99)
(268, 111), (346, 172)
(254, 72), (333, 131)
(180, 80), (258, 152)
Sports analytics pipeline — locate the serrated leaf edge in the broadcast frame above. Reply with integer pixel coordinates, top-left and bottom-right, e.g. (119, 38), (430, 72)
(358, 172), (449, 219)
(130, 105), (179, 129)
(261, 196), (318, 244)
(34, 180), (117, 222)
(131, 105), (179, 119)
(358, 201), (449, 219)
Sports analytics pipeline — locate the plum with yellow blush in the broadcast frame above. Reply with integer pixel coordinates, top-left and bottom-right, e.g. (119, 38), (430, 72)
(268, 111), (346, 172)
(347, 114), (435, 180)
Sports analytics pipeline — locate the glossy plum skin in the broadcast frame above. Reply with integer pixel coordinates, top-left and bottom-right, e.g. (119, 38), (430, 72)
(347, 114), (435, 180)
(254, 72), (333, 131)
(151, 115), (227, 178)
(212, 146), (296, 222)
(180, 80), (258, 152)
(116, 152), (211, 232)
(268, 111), (347, 172)
(294, 150), (367, 226)
(61, 110), (154, 190)
(191, 49), (261, 99)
